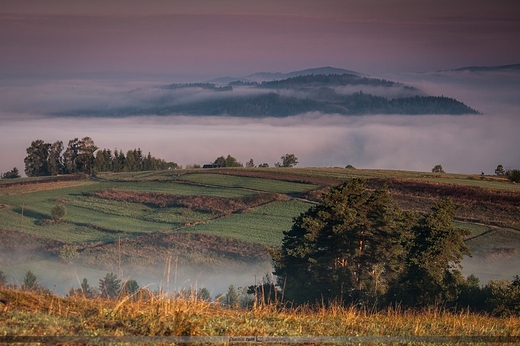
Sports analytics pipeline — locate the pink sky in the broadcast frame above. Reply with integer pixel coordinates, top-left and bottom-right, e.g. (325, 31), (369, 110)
(1, 0), (519, 79)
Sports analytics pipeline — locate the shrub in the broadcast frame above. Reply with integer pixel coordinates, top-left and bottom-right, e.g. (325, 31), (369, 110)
(432, 164), (445, 173)
(51, 204), (66, 221)
(59, 245), (79, 261)
(506, 169), (520, 183)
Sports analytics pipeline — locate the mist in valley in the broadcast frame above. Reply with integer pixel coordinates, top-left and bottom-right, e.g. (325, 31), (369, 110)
(1, 69), (519, 292)
(3, 246), (273, 299)
(1, 70), (519, 175)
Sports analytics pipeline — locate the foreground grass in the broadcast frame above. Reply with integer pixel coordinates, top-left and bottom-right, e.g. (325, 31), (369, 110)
(1, 288), (519, 341)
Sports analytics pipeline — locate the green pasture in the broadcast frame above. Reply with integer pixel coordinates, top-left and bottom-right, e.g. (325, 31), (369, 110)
(0, 179), (268, 243)
(95, 170), (184, 182)
(248, 167), (520, 191)
(96, 167), (519, 192)
(69, 196), (214, 225)
(112, 181), (255, 197)
(184, 199), (312, 246)
(179, 173), (318, 193)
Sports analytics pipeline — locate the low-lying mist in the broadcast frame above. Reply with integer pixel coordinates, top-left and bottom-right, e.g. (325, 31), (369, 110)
(1, 112), (518, 175)
(3, 252), (273, 298)
(1, 70), (518, 175)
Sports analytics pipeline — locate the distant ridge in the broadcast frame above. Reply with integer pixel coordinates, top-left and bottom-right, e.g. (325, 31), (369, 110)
(208, 66), (362, 84)
(57, 73), (480, 117)
(440, 63), (520, 73)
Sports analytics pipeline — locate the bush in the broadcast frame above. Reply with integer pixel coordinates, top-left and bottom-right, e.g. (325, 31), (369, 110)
(495, 164), (506, 176)
(432, 164), (445, 173)
(51, 204), (66, 221)
(506, 169), (520, 183)
(59, 245), (79, 261)
(1, 167), (20, 179)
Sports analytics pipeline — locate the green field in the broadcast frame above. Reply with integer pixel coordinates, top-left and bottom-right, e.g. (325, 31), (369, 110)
(0, 178), (289, 243)
(180, 173), (318, 193)
(184, 199), (312, 246)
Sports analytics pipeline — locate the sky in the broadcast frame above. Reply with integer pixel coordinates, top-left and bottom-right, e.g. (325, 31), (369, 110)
(1, 0), (519, 79)
(0, 0), (519, 175)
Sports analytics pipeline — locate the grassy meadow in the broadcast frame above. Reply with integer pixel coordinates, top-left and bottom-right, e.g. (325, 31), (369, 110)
(1, 287), (519, 340)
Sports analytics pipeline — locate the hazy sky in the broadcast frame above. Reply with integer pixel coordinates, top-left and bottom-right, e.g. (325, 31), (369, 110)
(1, 0), (519, 79)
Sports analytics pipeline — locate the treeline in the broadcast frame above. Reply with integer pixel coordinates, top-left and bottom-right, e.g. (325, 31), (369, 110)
(163, 82), (233, 91)
(63, 92), (479, 118)
(260, 73), (413, 89)
(23, 137), (178, 177)
(56, 73), (479, 118)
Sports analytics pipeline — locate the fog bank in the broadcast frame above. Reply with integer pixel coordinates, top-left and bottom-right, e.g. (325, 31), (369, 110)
(1, 71), (519, 176)
(1, 112), (518, 175)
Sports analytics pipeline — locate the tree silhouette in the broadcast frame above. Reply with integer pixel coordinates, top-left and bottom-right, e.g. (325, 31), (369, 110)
(432, 164), (445, 173)
(99, 272), (121, 299)
(51, 204), (67, 221)
(391, 198), (471, 307)
(276, 154), (298, 168)
(272, 179), (411, 305)
(22, 270), (38, 291)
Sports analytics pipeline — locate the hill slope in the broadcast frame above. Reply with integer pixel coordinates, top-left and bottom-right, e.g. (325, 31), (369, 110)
(208, 66), (362, 84)
(59, 73), (479, 117)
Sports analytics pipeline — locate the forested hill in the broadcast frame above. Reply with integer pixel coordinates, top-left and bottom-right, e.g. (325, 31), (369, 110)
(259, 73), (418, 90)
(58, 73), (480, 117)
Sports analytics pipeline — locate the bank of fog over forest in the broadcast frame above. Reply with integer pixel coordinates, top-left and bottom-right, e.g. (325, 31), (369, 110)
(0, 64), (519, 176)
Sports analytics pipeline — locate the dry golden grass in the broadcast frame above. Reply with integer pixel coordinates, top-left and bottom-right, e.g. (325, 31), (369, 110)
(1, 288), (519, 338)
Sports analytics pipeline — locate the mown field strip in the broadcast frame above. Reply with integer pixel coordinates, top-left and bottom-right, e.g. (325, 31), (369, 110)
(110, 181), (256, 197)
(183, 200), (312, 246)
(0, 180), (97, 196)
(180, 173), (318, 193)
(70, 196), (214, 225)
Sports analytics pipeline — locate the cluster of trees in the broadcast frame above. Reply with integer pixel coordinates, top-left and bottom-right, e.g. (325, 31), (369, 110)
(432, 164), (445, 173)
(267, 179), (519, 312)
(1, 167), (20, 179)
(163, 82), (232, 91)
(206, 154), (298, 169)
(23, 137), (178, 177)
(92, 148), (179, 173)
(212, 155), (243, 168)
(495, 164), (520, 183)
(260, 73), (404, 89)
